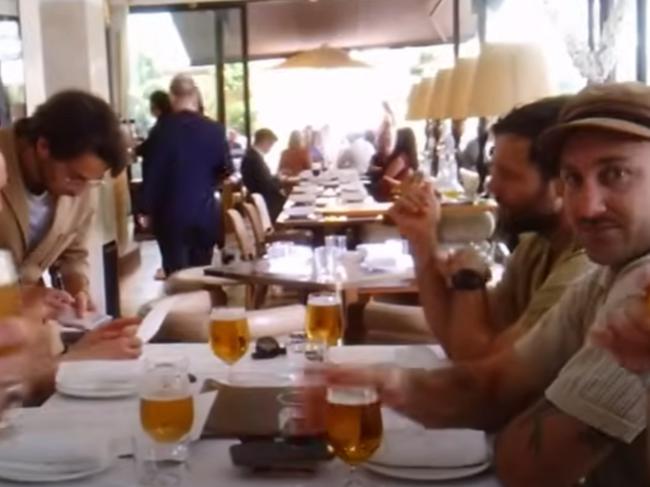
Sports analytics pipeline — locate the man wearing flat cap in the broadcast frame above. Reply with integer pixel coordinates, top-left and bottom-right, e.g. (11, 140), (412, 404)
(315, 82), (650, 486)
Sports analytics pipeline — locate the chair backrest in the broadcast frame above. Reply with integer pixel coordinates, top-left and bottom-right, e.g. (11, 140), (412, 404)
(226, 208), (256, 260)
(251, 193), (273, 234)
(241, 202), (266, 253)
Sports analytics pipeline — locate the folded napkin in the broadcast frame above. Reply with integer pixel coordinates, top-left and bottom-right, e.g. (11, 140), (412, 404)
(371, 429), (489, 469)
(56, 360), (140, 396)
(0, 423), (115, 481)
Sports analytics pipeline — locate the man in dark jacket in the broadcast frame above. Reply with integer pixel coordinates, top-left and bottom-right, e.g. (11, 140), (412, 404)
(143, 75), (232, 275)
(241, 128), (285, 222)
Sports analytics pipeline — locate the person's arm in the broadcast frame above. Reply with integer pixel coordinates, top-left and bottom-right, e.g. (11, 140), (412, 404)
(389, 181), (495, 354)
(56, 210), (94, 316)
(325, 347), (543, 432)
(494, 398), (617, 487)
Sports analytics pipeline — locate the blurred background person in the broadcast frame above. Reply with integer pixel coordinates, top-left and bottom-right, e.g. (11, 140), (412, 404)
(227, 129), (244, 162)
(306, 127), (325, 165)
(372, 127), (417, 201)
(338, 130), (376, 175)
(142, 74), (231, 277)
(135, 91), (171, 277)
(278, 130), (310, 177)
(135, 90), (171, 161)
(241, 128), (285, 222)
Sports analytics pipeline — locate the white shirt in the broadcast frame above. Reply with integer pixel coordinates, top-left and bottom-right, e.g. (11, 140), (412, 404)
(26, 191), (54, 251)
(349, 138), (376, 174)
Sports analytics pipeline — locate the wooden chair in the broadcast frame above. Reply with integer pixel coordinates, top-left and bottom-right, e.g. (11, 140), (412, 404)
(241, 202), (266, 255)
(226, 207), (267, 308)
(249, 193), (313, 246)
(226, 208), (257, 261)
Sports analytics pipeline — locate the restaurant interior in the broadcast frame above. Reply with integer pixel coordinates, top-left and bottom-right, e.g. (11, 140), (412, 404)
(0, 0), (648, 485)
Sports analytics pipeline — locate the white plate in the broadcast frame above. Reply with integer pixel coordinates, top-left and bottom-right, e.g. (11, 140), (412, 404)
(0, 463), (110, 483)
(290, 194), (316, 204)
(285, 206), (314, 218)
(55, 383), (136, 399)
(365, 461), (490, 481)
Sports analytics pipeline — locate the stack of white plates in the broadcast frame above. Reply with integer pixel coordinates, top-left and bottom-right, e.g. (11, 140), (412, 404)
(56, 360), (140, 398)
(285, 206), (314, 219)
(290, 193), (316, 205)
(366, 429), (491, 481)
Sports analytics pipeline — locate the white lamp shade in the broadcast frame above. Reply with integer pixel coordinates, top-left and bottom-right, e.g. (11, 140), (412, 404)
(446, 58), (478, 120)
(428, 68), (453, 119)
(467, 43), (553, 117)
(275, 45), (370, 69)
(406, 77), (436, 121)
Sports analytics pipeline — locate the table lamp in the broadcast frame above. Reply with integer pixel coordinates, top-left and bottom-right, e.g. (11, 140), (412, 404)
(446, 58), (478, 152)
(406, 77), (437, 170)
(428, 68), (453, 175)
(466, 43), (554, 189)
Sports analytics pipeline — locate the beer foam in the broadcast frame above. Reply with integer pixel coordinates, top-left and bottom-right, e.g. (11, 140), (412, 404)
(140, 391), (192, 401)
(210, 307), (246, 320)
(308, 294), (341, 306)
(327, 387), (378, 405)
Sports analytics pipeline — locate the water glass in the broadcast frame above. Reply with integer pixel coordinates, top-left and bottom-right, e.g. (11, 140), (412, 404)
(286, 332), (327, 383)
(313, 246), (336, 280)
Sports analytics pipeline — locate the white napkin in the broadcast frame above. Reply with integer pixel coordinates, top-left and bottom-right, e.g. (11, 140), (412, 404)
(137, 296), (176, 343)
(56, 360), (140, 397)
(0, 422), (115, 481)
(371, 429), (489, 469)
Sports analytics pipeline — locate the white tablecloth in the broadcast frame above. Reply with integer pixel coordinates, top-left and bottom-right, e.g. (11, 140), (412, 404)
(0, 344), (502, 487)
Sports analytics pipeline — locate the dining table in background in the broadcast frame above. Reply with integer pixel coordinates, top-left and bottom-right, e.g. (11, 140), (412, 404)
(205, 243), (418, 343)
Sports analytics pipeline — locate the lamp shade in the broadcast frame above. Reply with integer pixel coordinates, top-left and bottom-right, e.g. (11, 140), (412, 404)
(275, 45), (370, 69)
(406, 77), (436, 121)
(466, 43), (553, 117)
(446, 58), (477, 120)
(428, 68), (453, 119)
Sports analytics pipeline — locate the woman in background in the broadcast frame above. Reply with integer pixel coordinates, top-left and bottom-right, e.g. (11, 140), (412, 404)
(278, 130), (311, 177)
(372, 127), (418, 201)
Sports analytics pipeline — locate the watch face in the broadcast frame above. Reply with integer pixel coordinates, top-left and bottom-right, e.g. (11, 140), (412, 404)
(451, 269), (487, 290)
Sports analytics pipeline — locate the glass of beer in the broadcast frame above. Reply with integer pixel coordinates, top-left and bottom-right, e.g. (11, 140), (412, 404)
(137, 355), (194, 486)
(139, 355), (194, 443)
(306, 292), (342, 347)
(326, 386), (383, 486)
(208, 308), (251, 381)
(0, 250), (20, 319)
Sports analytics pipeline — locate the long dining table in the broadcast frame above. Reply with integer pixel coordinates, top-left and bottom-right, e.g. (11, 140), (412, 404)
(0, 343), (502, 487)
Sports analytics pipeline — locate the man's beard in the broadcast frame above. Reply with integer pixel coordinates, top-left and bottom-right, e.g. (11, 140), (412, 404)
(496, 207), (558, 236)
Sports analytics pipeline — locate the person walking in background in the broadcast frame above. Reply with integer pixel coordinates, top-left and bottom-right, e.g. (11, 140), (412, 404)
(278, 130), (311, 177)
(241, 128), (285, 222)
(135, 90), (171, 161)
(142, 74), (232, 277)
(372, 127), (418, 201)
(136, 91), (171, 278)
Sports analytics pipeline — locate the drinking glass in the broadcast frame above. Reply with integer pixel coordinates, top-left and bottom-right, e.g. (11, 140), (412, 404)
(313, 246), (336, 281)
(208, 307), (251, 382)
(0, 250), (21, 320)
(305, 292), (342, 347)
(137, 355), (194, 486)
(0, 250), (23, 430)
(326, 386), (383, 486)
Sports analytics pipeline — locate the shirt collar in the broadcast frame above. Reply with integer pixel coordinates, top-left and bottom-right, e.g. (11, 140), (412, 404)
(596, 252), (650, 292)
